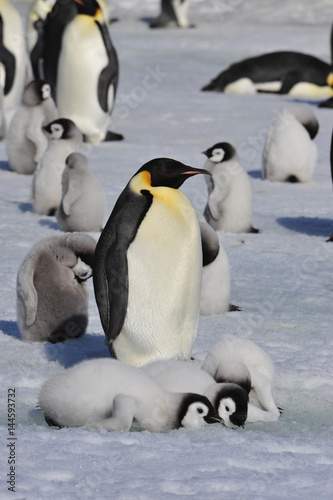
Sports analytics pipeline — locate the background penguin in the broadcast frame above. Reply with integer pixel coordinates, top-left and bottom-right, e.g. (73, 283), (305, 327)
(142, 359), (249, 427)
(6, 80), (57, 174)
(93, 157), (210, 367)
(0, 0), (32, 110)
(17, 233), (96, 343)
(197, 212), (239, 315)
(327, 127), (333, 242)
(56, 152), (106, 232)
(262, 105), (319, 183)
(150, 0), (192, 29)
(201, 51), (333, 98)
(38, 358), (221, 432)
(32, 118), (83, 215)
(202, 335), (281, 422)
(203, 142), (259, 233)
(0, 83), (5, 138)
(57, 0), (121, 143)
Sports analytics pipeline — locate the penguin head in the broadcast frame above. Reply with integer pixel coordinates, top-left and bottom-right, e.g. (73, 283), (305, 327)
(66, 152), (89, 172)
(44, 118), (82, 141)
(214, 383), (248, 428)
(135, 158), (210, 190)
(178, 393), (222, 429)
(73, 0), (101, 16)
(23, 80), (53, 106)
(202, 143), (236, 164)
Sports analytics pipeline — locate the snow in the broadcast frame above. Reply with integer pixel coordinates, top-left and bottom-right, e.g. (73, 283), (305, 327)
(1, 0), (333, 499)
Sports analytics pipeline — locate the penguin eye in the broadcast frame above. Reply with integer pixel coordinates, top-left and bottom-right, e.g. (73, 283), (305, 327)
(225, 406), (229, 412)
(197, 407), (204, 414)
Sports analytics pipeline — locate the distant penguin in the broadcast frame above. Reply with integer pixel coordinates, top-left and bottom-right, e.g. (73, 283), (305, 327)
(57, 0), (121, 143)
(262, 105), (319, 183)
(56, 152), (106, 232)
(93, 158), (210, 367)
(39, 358), (221, 432)
(6, 80), (57, 174)
(17, 233), (96, 343)
(327, 127), (333, 242)
(0, 0), (32, 109)
(32, 118), (83, 215)
(202, 51), (333, 98)
(142, 359), (248, 427)
(202, 336), (281, 422)
(0, 83), (5, 138)
(197, 212), (237, 315)
(203, 142), (259, 233)
(150, 0), (192, 29)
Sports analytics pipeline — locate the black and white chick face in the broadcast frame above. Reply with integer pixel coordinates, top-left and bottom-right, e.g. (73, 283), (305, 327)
(215, 384), (249, 428)
(203, 142), (236, 164)
(180, 395), (221, 429)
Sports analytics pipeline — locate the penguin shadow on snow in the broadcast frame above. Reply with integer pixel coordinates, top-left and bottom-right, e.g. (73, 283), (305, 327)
(0, 161), (10, 171)
(277, 216), (333, 237)
(38, 218), (62, 231)
(247, 169), (262, 179)
(0, 320), (20, 340)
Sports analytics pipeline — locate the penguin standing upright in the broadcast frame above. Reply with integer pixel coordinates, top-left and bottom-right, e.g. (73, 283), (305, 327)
(0, 0), (32, 109)
(57, 0), (121, 143)
(93, 158), (210, 367)
(150, 0), (192, 29)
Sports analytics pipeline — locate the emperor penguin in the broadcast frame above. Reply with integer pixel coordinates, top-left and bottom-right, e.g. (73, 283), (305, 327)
(39, 358), (221, 432)
(197, 212), (237, 315)
(32, 118), (83, 215)
(327, 127), (333, 242)
(150, 0), (192, 29)
(202, 335), (281, 422)
(57, 0), (121, 143)
(6, 80), (57, 174)
(0, 0), (32, 110)
(56, 152), (106, 232)
(142, 359), (249, 427)
(262, 105), (319, 183)
(93, 157), (210, 367)
(202, 51), (333, 98)
(17, 233), (96, 343)
(0, 83), (5, 138)
(203, 142), (259, 234)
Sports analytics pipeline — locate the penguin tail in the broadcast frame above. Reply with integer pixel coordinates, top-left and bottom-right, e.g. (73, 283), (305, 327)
(201, 81), (216, 91)
(285, 175), (300, 183)
(229, 304), (241, 312)
(249, 226), (260, 234)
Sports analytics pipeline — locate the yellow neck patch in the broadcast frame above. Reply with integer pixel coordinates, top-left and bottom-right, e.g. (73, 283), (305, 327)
(327, 72), (333, 87)
(129, 170), (188, 208)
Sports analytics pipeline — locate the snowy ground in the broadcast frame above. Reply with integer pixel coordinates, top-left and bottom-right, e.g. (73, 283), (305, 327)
(1, 1), (333, 499)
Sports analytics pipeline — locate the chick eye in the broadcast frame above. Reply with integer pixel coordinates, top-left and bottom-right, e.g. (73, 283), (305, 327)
(197, 408), (204, 414)
(225, 406), (230, 412)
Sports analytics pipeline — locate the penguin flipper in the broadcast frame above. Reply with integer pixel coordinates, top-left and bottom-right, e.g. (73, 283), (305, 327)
(95, 20), (118, 113)
(17, 258), (39, 327)
(0, 15), (16, 95)
(30, 19), (45, 80)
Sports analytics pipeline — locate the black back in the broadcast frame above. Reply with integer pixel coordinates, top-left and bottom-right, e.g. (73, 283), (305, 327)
(0, 14), (15, 95)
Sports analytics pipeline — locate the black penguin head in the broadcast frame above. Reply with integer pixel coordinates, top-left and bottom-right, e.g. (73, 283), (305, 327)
(178, 393), (221, 429)
(43, 118), (81, 140)
(202, 142), (236, 163)
(136, 158), (211, 189)
(23, 80), (52, 106)
(73, 0), (101, 16)
(214, 384), (249, 428)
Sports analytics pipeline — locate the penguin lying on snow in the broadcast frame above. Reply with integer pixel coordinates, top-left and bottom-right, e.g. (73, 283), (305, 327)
(142, 359), (248, 427)
(262, 105), (319, 183)
(202, 336), (281, 422)
(56, 152), (106, 232)
(6, 80), (57, 175)
(203, 142), (259, 233)
(17, 234), (96, 343)
(150, 0), (192, 29)
(93, 158), (210, 367)
(32, 118), (83, 215)
(39, 358), (221, 432)
(202, 51), (333, 98)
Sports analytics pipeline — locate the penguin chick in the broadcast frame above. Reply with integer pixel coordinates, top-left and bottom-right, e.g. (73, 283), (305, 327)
(39, 358), (221, 432)
(202, 335), (281, 422)
(197, 212), (238, 315)
(143, 359), (248, 427)
(150, 0), (192, 29)
(6, 80), (57, 174)
(262, 105), (319, 183)
(56, 152), (106, 232)
(203, 142), (259, 233)
(32, 118), (83, 215)
(17, 233), (96, 343)
(93, 157), (210, 367)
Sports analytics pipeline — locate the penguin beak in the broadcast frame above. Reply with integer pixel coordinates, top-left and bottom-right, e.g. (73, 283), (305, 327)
(204, 414), (222, 425)
(182, 168), (211, 177)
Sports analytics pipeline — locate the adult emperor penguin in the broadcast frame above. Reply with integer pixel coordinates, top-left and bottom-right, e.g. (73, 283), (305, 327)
(93, 157), (210, 367)
(201, 51), (333, 98)
(17, 234), (96, 343)
(262, 105), (319, 183)
(56, 152), (106, 232)
(39, 358), (221, 432)
(0, 0), (32, 109)
(202, 336), (281, 422)
(327, 128), (333, 242)
(203, 142), (259, 233)
(57, 0), (121, 143)
(6, 80), (57, 174)
(150, 0), (192, 29)
(142, 359), (248, 427)
(32, 118), (83, 215)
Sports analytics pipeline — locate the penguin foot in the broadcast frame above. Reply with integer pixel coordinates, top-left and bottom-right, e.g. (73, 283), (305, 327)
(326, 234), (333, 242)
(229, 304), (241, 312)
(285, 175), (300, 183)
(104, 130), (124, 142)
(249, 226), (260, 234)
(278, 407), (284, 415)
(318, 97), (333, 108)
